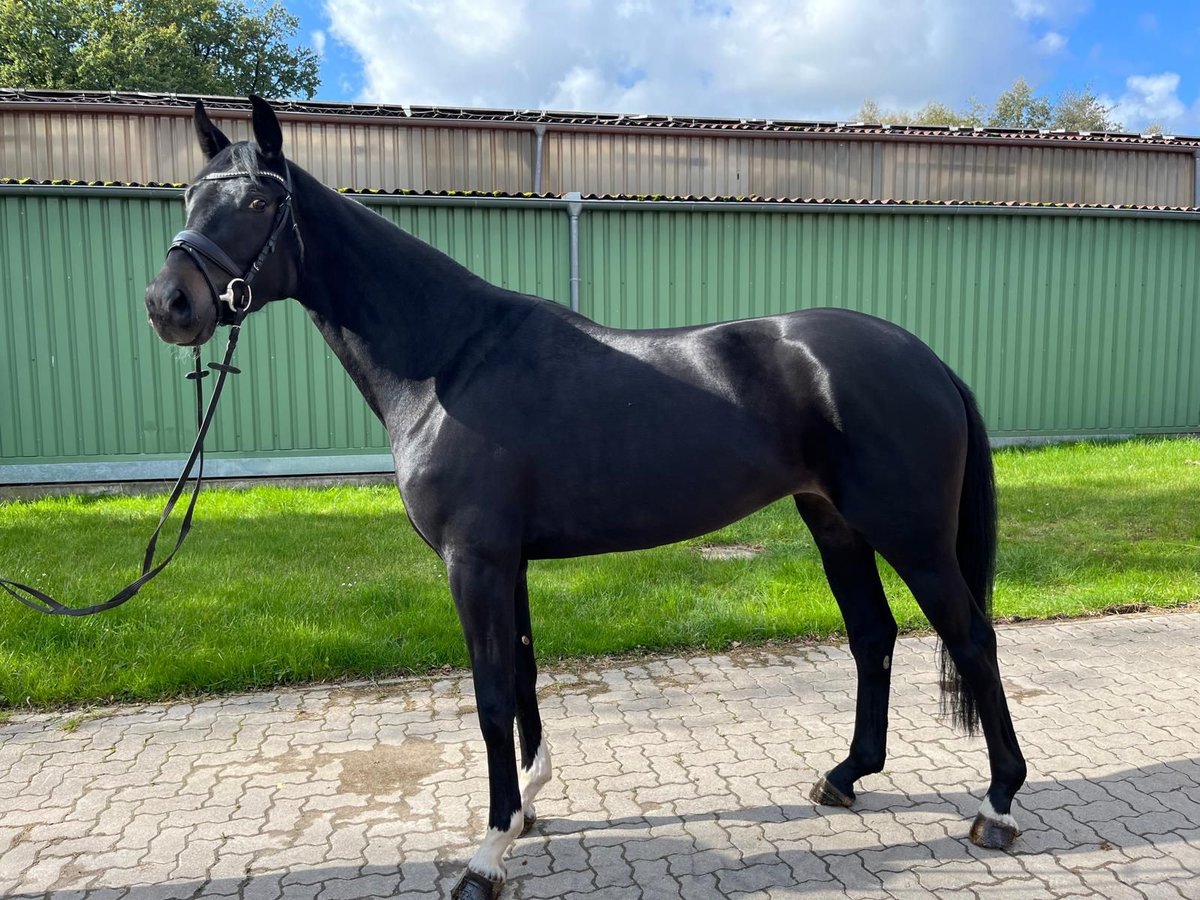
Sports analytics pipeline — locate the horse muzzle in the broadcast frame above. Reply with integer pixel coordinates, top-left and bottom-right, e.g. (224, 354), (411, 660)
(145, 268), (219, 347)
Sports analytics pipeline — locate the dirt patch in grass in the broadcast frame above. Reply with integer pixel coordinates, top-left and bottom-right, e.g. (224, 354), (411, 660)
(697, 543), (765, 561)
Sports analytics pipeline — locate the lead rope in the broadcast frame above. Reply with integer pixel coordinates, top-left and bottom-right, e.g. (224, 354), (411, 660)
(0, 320), (245, 616)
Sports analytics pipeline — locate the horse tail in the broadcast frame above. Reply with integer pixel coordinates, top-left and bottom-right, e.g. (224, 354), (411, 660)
(940, 364), (998, 736)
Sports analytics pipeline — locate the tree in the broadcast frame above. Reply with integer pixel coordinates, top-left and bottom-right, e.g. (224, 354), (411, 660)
(988, 77), (1052, 129)
(859, 78), (1123, 132)
(1051, 87), (1121, 132)
(858, 96), (985, 128)
(0, 0), (320, 99)
(917, 99), (986, 128)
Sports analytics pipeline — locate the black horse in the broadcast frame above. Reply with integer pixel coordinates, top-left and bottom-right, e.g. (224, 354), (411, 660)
(145, 98), (1026, 899)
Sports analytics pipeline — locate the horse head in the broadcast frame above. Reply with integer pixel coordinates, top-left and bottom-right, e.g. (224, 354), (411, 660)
(145, 97), (302, 346)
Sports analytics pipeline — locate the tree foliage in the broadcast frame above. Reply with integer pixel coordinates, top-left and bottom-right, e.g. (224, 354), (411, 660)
(859, 78), (1122, 132)
(860, 97), (986, 128)
(0, 0), (320, 98)
(1050, 87), (1124, 132)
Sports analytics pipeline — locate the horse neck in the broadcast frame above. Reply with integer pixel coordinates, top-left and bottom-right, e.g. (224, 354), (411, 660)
(287, 167), (526, 422)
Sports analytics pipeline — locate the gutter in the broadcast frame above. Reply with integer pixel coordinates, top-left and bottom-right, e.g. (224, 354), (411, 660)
(7, 183), (1200, 222)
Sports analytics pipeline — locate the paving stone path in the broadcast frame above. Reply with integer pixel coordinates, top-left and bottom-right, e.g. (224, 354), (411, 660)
(2, 611), (1199, 899)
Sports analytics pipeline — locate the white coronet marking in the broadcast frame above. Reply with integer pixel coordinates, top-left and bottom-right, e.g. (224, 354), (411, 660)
(882, 655), (891, 671)
(468, 809), (524, 883)
(979, 796), (1020, 831)
(520, 740), (553, 817)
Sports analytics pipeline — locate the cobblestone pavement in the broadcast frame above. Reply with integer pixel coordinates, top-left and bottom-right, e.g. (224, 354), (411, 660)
(2, 611), (1199, 899)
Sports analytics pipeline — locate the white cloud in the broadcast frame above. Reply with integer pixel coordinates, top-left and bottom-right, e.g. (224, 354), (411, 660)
(1103, 72), (1191, 130)
(324, 0), (1049, 120)
(1011, 0), (1089, 23)
(1036, 31), (1067, 55)
(311, 29), (327, 58)
(1012, 0), (1051, 20)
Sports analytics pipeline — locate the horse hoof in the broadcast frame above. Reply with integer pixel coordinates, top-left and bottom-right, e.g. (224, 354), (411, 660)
(520, 811), (537, 836)
(970, 812), (1020, 850)
(451, 869), (504, 900)
(809, 775), (855, 808)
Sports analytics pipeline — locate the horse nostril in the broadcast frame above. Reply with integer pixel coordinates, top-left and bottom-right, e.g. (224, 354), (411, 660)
(168, 290), (193, 325)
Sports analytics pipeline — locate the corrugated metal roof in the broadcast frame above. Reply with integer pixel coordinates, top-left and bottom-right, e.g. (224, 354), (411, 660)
(2, 88), (1196, 149)
(4, 177), (1197, 212)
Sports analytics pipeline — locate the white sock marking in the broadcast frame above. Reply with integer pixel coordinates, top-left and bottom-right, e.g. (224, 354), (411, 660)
(979, 796), (1020, 832)
(468, 809), (524, 883)
(520, 740), (552, 818)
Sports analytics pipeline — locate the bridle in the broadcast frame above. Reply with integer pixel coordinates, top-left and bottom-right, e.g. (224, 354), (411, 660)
(171, 166), (303, 319)
(0, 165), (301, 617)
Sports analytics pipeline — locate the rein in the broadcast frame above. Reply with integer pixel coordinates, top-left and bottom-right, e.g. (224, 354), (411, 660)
(0, 333), (243, 615)
(0, 165), (298, 617)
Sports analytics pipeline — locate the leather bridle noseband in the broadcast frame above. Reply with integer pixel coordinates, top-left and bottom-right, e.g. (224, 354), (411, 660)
(0, 165), (301, 617)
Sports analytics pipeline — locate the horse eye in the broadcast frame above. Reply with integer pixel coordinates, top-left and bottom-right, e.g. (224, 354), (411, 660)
(249, 198), (267, 211)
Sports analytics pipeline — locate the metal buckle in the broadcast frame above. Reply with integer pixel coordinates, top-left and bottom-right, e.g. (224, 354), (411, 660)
(220, 278), (252, 312)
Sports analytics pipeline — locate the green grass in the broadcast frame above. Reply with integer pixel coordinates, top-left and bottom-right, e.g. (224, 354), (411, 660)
(1, 437), (1197, 708)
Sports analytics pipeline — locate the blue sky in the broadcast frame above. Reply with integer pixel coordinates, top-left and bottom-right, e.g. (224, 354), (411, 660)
(286, 1), (1200, 133)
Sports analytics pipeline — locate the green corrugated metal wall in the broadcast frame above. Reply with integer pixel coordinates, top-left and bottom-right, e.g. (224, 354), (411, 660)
(2, 190), (1197, 483)
(578, 209), (1200, 436)
(0, 192), (569, 478)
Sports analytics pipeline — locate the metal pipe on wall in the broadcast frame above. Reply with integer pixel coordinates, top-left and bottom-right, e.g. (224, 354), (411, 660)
(533, 124), (547, 193)
(1194, 149), (1200, 207)
(566, 191), (582, 313)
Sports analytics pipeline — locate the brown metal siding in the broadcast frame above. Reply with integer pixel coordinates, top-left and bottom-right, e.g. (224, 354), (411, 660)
(3, 106), (1195, 206)
(544, 129), (1195, 205)
(284, 119), (533, 193)
(874, 142), (1193, 205)
(0, 109), (534, 192)
(0, 108), (254, 183)
(542, 132), (877, 198)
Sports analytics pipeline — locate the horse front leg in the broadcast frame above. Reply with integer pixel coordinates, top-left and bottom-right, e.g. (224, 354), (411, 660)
(514, 561), (552, 833)
(448, 550), (524, 900)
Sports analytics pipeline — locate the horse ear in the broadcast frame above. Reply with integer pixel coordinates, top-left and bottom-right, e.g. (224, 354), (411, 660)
(249, 95), (283, 160)
(193, 101), (231, 160)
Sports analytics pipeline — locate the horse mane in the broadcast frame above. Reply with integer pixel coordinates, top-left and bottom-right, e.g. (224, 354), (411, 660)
(224, 142), (265, 181)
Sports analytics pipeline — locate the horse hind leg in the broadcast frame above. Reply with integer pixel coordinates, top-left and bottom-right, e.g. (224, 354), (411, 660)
(795, 494), (898, 808)
(514, 561), (552, 835)
(885, 549), (1027, 850)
